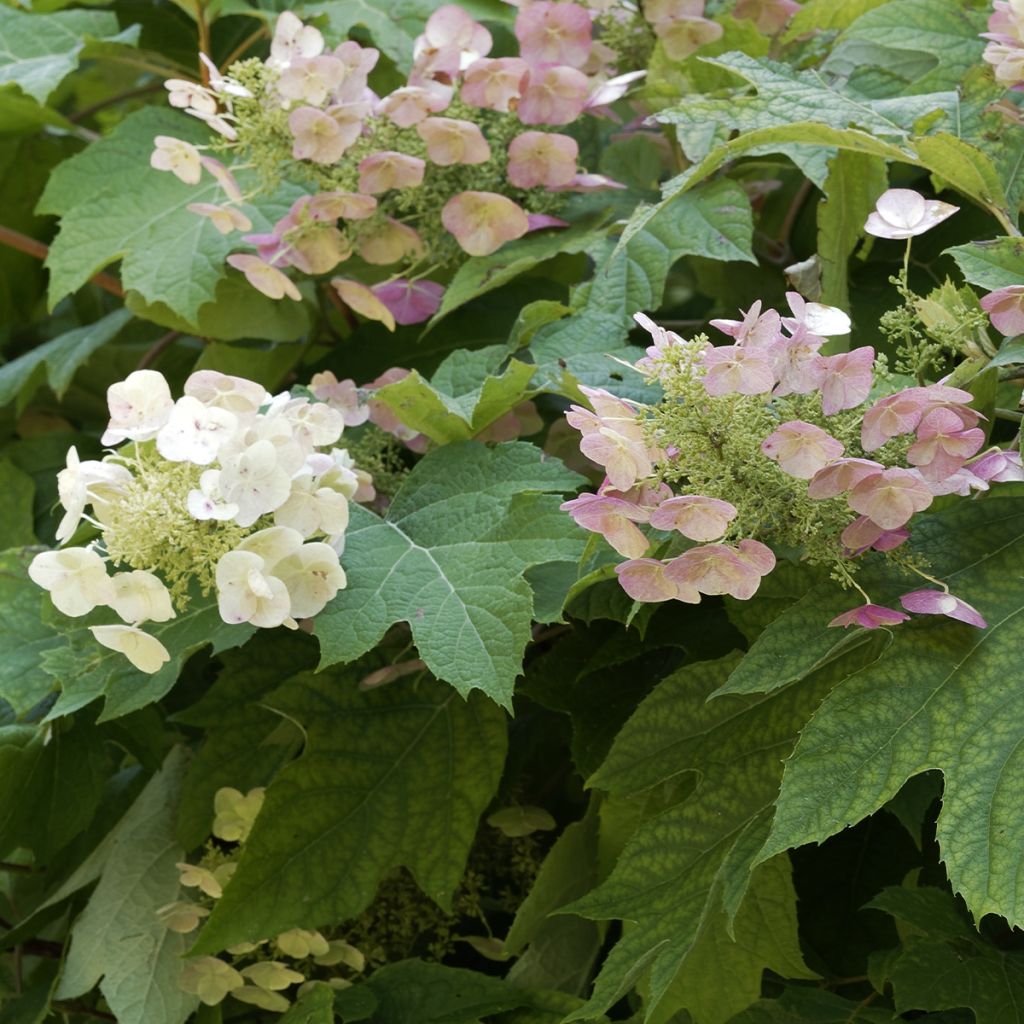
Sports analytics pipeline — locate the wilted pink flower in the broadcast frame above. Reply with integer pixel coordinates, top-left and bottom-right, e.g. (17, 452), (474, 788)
(648, 495), (737, 541)
(371, 279), (445, 325)
(561, 493), (649, 558)
(665, 539), (775, 600)
(284, 223), (351, 275)
(461, 57), (530, 111)
(358, 152), (426, 193)
(847, 467), (933, 530)
(309, 371), (370, 425)
(441, 191), (530, 256)
(702, 344), (775, 396)
(417, 117), (491, 165)
(899, 589), (987, 628)
(616, 558), (698, 603)
(518, 65), (590, 125)
(818, 346), (875, 414)
(377, 83), (452, 127)
(864, 188), (959, 239)
(358, 219), (424, 265)
(277, 55), (346, 105)
(829, 603), (910, 629)
(652, 16), (723, 61)
(332, 278), (396, 331)
(709, 300), (782, 348)
(969, 449), (1024, 482)
(807, 458), (884, 499)
(840, 515), (909, 554)
(761, 420), (844, 479)
(227, 254), (301, 301)
(906, 407), (985, 481)
(507, 131), (578, 188)
(980, 286), (1024, 336)
(242, 231), (288, 265)
(289, 107), (351, 163)
(515, 1), (592, 68)
(187, 203), (252, 235)
(732, 0), (800, 33)
(599, 478), (673, 508)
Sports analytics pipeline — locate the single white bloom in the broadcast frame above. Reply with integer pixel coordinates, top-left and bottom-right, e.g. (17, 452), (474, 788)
(56, 446), (132, 544)
(157, 395), (238, 465)
(164, 79), (218, 114)
(268, 11), (324, 70)
(29, 548), (114, 617)
(274, 542), (347, 618)
(150, 136), (202, 185)
(89, 625), (171, 674)
(236, 525), (305, 567)
(319, 448), (363, 499)
(786, 292), (851, 336)
(864, 188), (959, 240)
(215, 549), (293, 628)
(274, 479), (349, 539)
(102, 370), (175, 446)
(109, 570), (175, 625)
(188, 469), (240, 521)
(281, 398), (346, 449)
(218, 440), (294, 527)
(185, 369), (269, 415)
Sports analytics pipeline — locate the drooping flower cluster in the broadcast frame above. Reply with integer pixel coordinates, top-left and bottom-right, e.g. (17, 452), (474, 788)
(167, 787), (366, 1011)
(29, 369), (373, 672)
(983, 0), (1024, 89)
(150, 4), (654, 327)
(561, 284), (1019, 629)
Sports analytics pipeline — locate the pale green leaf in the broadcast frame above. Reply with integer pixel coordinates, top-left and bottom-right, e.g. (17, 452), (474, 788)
(945, 237), (1024, 291)
(783, 0), (892, 41)
(0, 459), (37, 548)
(57, 747), (198, 1024)
(0, 308), (132, 411)
(194, 673), (506, 951)
(316, 442), (585, 707)
(278, 985), (334, 1024)
(40, 107), (305, 327)
(758, 497), (1024, 927)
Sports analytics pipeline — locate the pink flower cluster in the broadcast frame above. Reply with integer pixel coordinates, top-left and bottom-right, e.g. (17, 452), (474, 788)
(560, 302), (1023, 632)
(983, 0), (1024, 89)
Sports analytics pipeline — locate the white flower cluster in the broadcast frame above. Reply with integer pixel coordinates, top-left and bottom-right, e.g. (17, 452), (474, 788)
(29, 369), (372, 674)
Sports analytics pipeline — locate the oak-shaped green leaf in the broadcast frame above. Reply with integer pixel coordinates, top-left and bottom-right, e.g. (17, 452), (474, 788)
(316, 442), (585, 707)
(372, 346), (536, 444)
(57, 747), (197, 1024)
(565, 645), (879, 1022)
(869, 885), (1024, 1024)
(0, 308), (132, 412)
(193, 672), (506, 951)
(757, 496), (1024, 927)
(39, 107), (305, 330)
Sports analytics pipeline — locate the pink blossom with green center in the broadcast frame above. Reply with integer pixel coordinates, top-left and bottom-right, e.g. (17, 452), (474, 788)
(461, 57), (529, 112)
(616, 558), (699, 603)
(507, 131), (578, 188)
(648, 495), (737, 542)
(906, 407), (985, 481)
(969, 449), (1024, 482)
(860, 384), (974, 451)
(980, 285), (1024, 336)
(807, 458), (884, 499)
(761, 420), (844, 479)
(227, 254), (301, 301)
(829, 604), (910, 629)
(702, 344), (775, 396)
(358, 152), (426, 193)
(518, 65), (589, 125)
(289, 107), (351, 163)
(664, 539), (775, 600)
(515, 1), (592, 69)
(187, 203), (252, 235)
(840, 516), (909, 554)
(560, 493), (650, 558)
(358, 219), (424, 265)
(847, 467), (933, 530)
(416, 117), (491, 165)
(377, 84), (452, 127)
(709, 300), (782, 347)
(306, 191), (377, 221)
(899, 589), (987, 629)
(771, 326), (825, 397)
(818, 346), (875, 415)
(151, 136), (202, 185)
(277, 55), (346, 105)
(441, 190), (529, 256)
(371, 279), (444, 324)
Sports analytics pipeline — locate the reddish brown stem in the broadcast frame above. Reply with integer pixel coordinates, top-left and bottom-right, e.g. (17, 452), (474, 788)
(0, 224), (125, 299)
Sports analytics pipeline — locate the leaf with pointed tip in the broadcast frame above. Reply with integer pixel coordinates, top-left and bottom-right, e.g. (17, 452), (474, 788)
(316, 442), (585, 707)
(945, 237), (1024, 291)
(757, 497), (1024, 928)
(193, 673), (506, 952)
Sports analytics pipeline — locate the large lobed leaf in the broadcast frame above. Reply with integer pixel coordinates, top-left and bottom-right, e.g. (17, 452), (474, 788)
(316, 441), (585, 707)
(194, 670), (507, 951)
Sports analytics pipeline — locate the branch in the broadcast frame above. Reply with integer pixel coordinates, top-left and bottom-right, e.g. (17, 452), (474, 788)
(0, 225), (124, 299)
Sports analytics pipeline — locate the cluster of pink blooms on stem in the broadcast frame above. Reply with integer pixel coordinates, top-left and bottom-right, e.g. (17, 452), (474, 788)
(561, 283), (1022, 630)
(151, 3), (646, 326)
(983, 0), (1024, 89)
